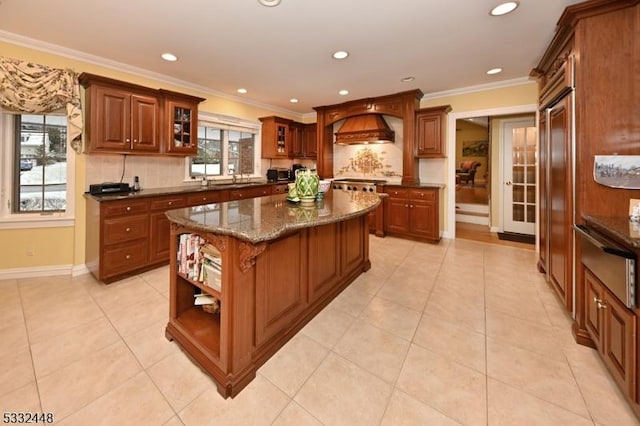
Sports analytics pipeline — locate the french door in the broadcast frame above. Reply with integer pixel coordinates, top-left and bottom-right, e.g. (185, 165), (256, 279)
(502, 117), (536, 235)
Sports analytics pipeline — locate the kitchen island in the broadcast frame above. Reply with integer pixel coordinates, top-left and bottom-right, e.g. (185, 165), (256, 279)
(164, 190), (382, 398)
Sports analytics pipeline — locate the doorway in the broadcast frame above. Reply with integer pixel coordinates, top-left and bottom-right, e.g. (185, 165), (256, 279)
(446, 105), (538, 243)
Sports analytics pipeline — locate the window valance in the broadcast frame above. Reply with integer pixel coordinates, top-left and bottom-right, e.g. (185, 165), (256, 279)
(0, 56), (82, 153)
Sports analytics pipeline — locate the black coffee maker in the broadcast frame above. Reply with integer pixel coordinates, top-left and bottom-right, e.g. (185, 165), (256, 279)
(291, 164), (304, 180)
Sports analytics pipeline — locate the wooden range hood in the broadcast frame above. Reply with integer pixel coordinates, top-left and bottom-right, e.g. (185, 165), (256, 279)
(334, 114), (395, 145)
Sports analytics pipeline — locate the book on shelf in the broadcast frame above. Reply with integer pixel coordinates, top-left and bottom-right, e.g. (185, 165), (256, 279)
(178, 234), (223, 290)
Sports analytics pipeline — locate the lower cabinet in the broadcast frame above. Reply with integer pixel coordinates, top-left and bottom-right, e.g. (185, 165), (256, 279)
(149, 196), (186, 263)
(383, 186), (441, 242)
(584, 268), (636, 401)
(87, 183), (282, 283)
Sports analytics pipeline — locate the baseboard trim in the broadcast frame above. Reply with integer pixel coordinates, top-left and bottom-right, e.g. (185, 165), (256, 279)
(0, 264), (89, 280)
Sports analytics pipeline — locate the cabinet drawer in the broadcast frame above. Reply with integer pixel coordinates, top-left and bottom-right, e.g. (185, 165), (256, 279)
(187, 192), (224, 206)
(409, 189), (436, 201)
(229, 186), (271, 200)
(272, 184), (289, 194)
(103, 200), (149, 217)
(385, 188), (409, 199)
(150, 196), (186, 211)
(102, 240), (149, 277)
(104, 215), (149, 244)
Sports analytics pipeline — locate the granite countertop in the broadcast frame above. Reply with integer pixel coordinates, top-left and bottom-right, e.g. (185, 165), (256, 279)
(582, 215), (640, 248)
(165, 190), (382, 244)
(83, 180), (278, 201)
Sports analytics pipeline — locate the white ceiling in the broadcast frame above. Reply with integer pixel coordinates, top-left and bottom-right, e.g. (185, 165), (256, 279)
(0, 0), (582, 116)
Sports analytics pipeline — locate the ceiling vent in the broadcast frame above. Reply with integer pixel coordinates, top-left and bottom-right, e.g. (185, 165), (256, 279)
(334, 114), (395, 145)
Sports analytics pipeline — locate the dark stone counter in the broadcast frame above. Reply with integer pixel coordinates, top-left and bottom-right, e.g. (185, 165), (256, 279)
(165, 190), (382, 244)
(583, 215), (640, 249)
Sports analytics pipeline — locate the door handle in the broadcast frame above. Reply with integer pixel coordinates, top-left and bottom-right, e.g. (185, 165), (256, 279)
(505, 181), (512, 186)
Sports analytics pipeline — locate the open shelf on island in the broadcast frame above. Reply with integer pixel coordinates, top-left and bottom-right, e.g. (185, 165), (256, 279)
(175, 305), (221, 360)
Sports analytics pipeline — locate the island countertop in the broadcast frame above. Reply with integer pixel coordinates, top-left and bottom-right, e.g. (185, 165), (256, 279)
(165, 190), (383, 244)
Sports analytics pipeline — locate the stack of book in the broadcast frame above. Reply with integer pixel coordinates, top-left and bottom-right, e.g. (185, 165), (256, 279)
(177, 235), (222, 293)
(200, 244), (222, 292)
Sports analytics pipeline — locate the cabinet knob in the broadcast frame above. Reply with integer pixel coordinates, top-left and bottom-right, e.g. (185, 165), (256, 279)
(405, 204), (409, 208)
(168, 201), (173, 205)
(125, 227), (131, 232)
(126, 138), (131, 143)
(133, 139), (138, 143)
(125, 254), (131, 260)
(126, 206), (132, 212)
(593, 297), (608, 309)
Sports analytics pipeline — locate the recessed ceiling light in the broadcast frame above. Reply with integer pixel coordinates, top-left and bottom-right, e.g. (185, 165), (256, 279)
(338, 89), (349, 96)
(258, 0), (281, 6)
(332, 51), (349, 60)
(161, 53), (178, 62)
(289, 98), (299, 103)
(486, 68), (503, 75)
(237, 88), (248, 94)
(490, 2), (519, 16)
(401, 76), (415, 83)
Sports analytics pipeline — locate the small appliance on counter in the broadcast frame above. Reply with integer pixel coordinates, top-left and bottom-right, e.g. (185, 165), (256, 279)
(88, 182), (133, 195)
(291, 163), (304, 177)
(266, 167), (291, 182)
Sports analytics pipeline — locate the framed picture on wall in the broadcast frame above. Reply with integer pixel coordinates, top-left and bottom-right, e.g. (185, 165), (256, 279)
(462, 140), (488, 157)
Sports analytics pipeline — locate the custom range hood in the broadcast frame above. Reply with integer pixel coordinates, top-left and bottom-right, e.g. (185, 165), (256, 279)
(334, 114), (395, 145)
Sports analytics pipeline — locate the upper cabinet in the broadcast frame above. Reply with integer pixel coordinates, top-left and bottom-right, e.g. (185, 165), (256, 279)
(414, 105), (451, 158)
(260, 116), (291, 159)
(80, 73), (204, 156)
(259, 116), (316, 159)
(160, 90), (206, 156)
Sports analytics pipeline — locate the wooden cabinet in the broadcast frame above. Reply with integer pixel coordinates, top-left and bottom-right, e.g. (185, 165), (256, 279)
(86, 184), (286, 283)
(383, 186), (441, 242)
(160, 90), (205, 155)
(228, 185), (271, 201)
(260, 116), (317, 159)
(165, 213), (371, 398)
(415, 105), (451, 158)
(272, 183), (289, 195)
(540, 94), (574, 310)
(81, 75), (161, 154)
(80, 73), (203, 156)
(86, 197), (151, 282)
(260, 116), (291, 158)
(149, 196), (187, 263)
(303, 123), (317, 158)
(583, 268), (636, 400)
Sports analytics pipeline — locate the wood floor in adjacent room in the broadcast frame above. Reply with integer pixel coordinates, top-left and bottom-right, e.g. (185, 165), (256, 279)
(456, 221), (535, 250)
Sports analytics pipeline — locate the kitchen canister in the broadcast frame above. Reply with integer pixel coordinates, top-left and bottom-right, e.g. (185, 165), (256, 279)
(295, 168), (319, 204)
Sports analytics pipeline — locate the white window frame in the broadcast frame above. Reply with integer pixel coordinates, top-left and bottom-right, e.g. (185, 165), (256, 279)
(184, 112), (261, 182)
(0, 110), (75, 229)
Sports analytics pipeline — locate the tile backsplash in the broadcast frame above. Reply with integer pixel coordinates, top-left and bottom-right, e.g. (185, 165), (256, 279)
(85, 154), (188, 190)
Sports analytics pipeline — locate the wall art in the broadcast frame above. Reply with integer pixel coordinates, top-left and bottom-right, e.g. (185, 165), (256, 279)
(593, 155), (640, 189)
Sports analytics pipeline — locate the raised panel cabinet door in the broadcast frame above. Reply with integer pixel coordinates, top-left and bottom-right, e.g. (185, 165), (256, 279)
(149, 211), (171, 263)
(603, 289), (636, 400)
(308, 222), (340, 302)
(538, 111), (549, 273)
(164, 99), (199, 155)
(416, 113), (441, 157)
(290, 123), (304, 158)
(410, 201), (437, 240)
(254, 232), (308, 346)
(131, 94), (160, 152)
(303, 123), (317, 158)
(341, 216), (366, 277)
(548, 95), (573, 310)
(94, 86), (131, 150)
(584, 269), (605, 351)
(385, 197), (410, 234)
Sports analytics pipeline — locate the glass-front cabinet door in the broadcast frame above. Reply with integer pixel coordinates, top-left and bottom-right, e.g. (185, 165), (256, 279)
(161, 91), (205, 156)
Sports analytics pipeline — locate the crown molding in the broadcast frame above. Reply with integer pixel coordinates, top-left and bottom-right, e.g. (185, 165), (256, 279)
(421, 77), (535, 101)
(0, 30), (305, 120)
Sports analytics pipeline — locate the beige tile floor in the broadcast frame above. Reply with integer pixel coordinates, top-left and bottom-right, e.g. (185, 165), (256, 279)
(1, 236), (639, 425)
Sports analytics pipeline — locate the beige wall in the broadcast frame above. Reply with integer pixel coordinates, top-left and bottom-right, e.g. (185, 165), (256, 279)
(455, 120), (489, 183)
